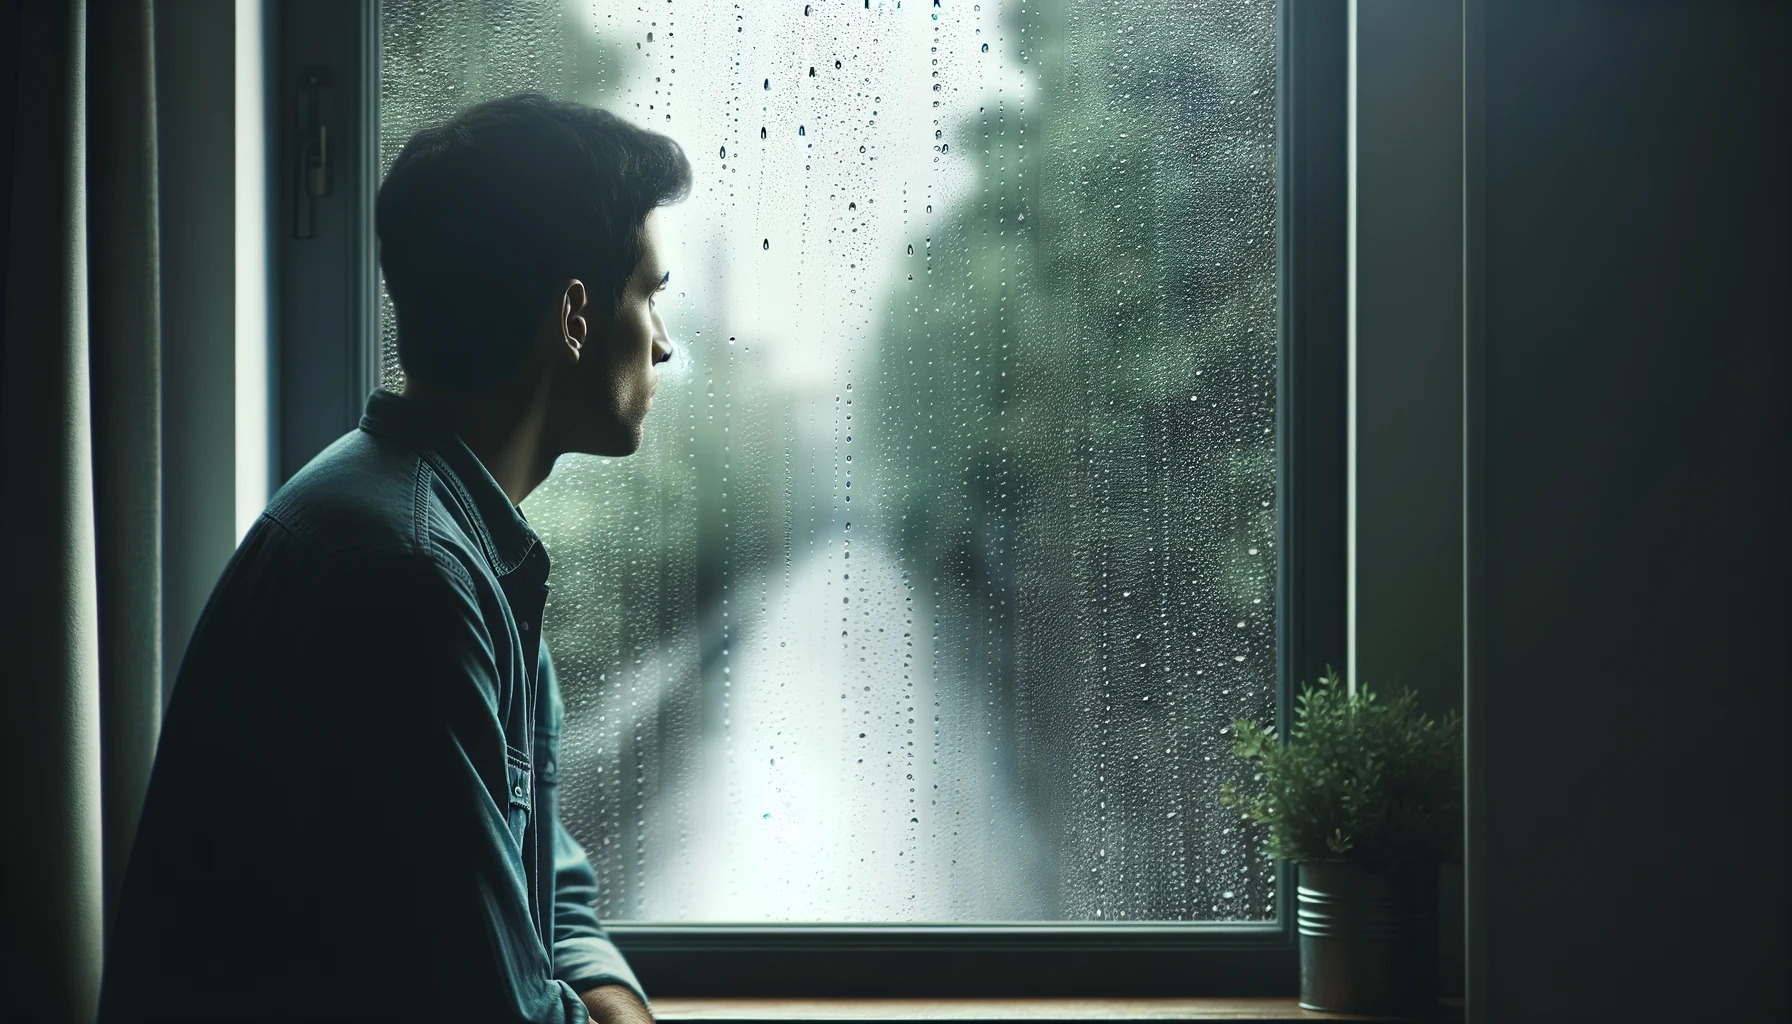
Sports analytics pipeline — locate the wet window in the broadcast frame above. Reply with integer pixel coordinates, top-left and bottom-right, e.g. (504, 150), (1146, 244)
(378, 0), (1278, 923)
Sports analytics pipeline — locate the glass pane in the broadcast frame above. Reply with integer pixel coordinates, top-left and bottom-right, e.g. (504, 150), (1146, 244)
(377, 0), (1278, 923)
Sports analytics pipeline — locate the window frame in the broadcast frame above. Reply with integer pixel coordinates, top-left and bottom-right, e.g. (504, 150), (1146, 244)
(272, 0), (1345, 997)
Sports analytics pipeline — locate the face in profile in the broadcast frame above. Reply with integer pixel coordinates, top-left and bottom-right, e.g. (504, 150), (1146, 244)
(547, 208), (675, 457)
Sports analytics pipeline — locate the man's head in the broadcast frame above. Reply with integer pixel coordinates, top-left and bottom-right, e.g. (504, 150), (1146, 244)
(377, 93), (692, 456)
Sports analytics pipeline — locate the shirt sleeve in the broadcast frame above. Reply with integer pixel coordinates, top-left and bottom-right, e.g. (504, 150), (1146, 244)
(539, 644), (651, 1008)
(330, 554), (591, 1024)
(551, 816), (651, 1008)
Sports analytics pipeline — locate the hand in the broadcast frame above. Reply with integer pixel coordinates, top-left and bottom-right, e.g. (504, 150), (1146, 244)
(579, 983), (655, 1024)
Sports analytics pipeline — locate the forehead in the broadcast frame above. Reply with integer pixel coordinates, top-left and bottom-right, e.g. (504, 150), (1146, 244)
(633, 208), (668, 279)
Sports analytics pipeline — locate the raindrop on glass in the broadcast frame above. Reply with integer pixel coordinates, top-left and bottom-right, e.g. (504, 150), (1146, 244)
(760, 126), (767, 139)
(719, 145), (727, 159)
(981, 42), (989, 52)
(762, 238), (770, 250)
(763, 78), (770, 90)
(835, 59), (842, 69)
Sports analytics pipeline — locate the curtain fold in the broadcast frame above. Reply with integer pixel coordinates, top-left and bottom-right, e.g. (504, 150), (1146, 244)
(1, 1), (162, 1021)
(86, 0), (163, 938)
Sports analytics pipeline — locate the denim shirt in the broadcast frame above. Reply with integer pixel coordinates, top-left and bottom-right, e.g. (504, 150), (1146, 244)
(98, 390), (645, 1024)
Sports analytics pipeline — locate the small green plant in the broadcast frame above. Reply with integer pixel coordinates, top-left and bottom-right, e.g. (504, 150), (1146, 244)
(1221, 668), (1462, 870)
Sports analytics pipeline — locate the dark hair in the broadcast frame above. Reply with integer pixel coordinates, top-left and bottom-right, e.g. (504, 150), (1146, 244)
(376, 93), (691, 391)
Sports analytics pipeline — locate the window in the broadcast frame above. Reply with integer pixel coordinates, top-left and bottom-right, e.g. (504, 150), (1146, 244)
(280, 0), (1343, 995)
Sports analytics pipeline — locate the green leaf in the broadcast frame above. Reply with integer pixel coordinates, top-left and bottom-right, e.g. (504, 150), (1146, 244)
(1217, 669), (1462, 870)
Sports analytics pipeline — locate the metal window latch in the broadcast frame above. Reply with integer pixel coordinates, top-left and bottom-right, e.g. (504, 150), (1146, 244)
(295, 67), (334, 239)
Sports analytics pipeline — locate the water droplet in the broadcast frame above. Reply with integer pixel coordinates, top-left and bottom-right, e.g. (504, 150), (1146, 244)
(646, 31), (653, 41)
(835, 59), (842, 69)
(935, 129), (943, 139)
(809, 66), (817, 77)
(907, 244), (914, 255)
(804, 2), (812, 12)
(848, 201), (857, 210)
(763, 78), (770, 90)
(798, 125), (806, 136)
(719, 145), (727, 159)
(981, 42), (989, 52)
(763, 238), (770, 250)
(925, 204), (932, 212)
(859, 145), (866, 153)
(760, 126), (767, 139)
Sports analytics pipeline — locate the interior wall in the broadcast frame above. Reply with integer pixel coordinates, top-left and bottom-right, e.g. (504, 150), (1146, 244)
(1466, 1), (1790, 1019)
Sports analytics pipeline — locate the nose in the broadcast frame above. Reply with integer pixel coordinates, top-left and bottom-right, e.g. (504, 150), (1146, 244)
(651, 309), (673, 365)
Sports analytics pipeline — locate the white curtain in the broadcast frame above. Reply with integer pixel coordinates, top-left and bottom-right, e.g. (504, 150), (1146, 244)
(0, 1), (163, 1021)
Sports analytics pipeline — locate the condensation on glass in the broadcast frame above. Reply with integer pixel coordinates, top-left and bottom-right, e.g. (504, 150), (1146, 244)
(377, 0), (1278, 923)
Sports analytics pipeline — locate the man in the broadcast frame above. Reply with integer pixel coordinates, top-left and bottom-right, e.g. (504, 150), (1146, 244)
(98, 94), (690, 1024)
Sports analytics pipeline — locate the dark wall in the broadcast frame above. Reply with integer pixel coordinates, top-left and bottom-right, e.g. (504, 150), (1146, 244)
(1475, 1), (1789, 1019)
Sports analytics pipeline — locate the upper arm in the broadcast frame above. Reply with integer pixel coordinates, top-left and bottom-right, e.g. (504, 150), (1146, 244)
(323, 552), (503, 728)
(281, 554), (581, 1022)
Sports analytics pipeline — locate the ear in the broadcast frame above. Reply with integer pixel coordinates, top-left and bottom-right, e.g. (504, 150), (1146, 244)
(560, 279), (588, 363)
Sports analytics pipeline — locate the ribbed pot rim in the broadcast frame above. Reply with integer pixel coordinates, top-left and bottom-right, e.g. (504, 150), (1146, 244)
(1296, 860), (1438, 939)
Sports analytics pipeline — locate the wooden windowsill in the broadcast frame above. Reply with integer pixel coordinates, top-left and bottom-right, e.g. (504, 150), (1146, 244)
(651, 998), (1465, 1024)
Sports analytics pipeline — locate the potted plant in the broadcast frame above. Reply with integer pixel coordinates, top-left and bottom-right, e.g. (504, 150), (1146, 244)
(1222, 669), (1462, 1016)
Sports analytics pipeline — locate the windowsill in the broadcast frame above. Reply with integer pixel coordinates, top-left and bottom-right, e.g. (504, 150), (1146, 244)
(651, 997), (1466, 1023)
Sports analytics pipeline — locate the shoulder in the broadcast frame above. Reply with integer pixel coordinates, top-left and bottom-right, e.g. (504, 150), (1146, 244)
(261, 427), (488, 586)
(264, 427), (432, 560)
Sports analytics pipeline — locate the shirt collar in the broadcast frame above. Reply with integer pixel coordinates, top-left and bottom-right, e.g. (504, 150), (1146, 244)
(358, 389), (545, 579)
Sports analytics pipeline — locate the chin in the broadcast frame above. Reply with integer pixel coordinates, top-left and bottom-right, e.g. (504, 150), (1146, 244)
(585, 421), (644, 458)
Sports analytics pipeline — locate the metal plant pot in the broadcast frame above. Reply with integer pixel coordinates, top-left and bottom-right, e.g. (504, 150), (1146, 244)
(1297, 860), (1439, 1015)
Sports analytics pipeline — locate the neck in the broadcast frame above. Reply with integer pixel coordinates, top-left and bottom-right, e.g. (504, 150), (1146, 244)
(401, 372), (556, 506)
